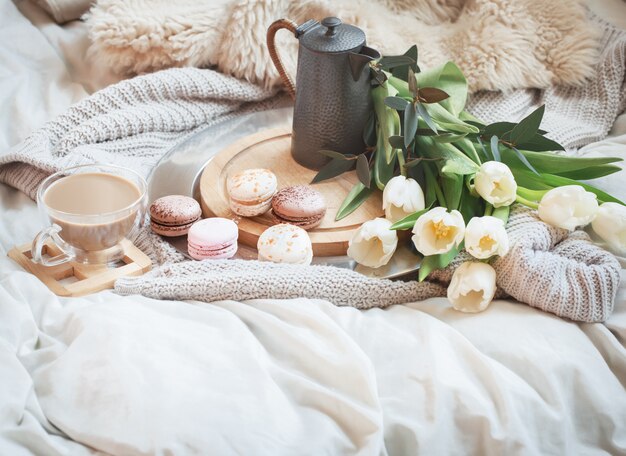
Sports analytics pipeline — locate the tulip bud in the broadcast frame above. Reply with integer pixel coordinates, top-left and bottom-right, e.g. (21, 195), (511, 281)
(591, 202), (626, 255)
(347, 218), (398, 268)
(447, 262), (497, 313)
(382, 175), (426, 222)
(538, 185), (598, 230)
(474, 161), (517, 208)
(411, 207), (465, 256)
(464, 216), (509, 259)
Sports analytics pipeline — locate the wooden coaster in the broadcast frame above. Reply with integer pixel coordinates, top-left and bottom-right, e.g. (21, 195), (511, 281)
(7, 239), (152, 297)
(200, 127), (384, 256)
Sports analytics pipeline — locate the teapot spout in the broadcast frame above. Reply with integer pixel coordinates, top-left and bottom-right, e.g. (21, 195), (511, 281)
(348, 46), (381, 81)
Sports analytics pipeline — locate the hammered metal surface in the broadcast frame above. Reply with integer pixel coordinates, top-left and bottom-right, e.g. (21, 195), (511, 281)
(291, 45), (372, 169)
(299, 18), (365, 53)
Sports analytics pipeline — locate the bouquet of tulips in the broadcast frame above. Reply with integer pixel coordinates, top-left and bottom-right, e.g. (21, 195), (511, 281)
(313, 46), (626, 312)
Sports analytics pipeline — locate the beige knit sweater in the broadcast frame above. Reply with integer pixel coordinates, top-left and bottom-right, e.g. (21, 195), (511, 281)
(1, 14), (625, 322)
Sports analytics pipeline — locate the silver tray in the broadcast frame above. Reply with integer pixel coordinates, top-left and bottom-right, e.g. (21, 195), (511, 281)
(147, 108), (421, 279)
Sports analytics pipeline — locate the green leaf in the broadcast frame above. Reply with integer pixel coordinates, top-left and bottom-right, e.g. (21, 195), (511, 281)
(311, 158), (355, 183)
(483, 121), (548, 138)
(501, 149), (622, 175)
(418, 245), (461, 282)
(454, 137), (481, 164)
(423, 163), (439, 207)
(391, 45), (419, 80)
(414, 61), (468, 115)
(423, 103), (479, 134)
(372, 83), (400, 165)
(416, 136), (479, 175)
(483, 122), (514, 138)
(475, 137), (489, 161)
(404, 102), (419, 147)
(363, 112), (377, 147)
(389, 206), (432, 230)
(440, 172), (463, 210)
(512, 169), (626, 205)
(510, 105), (545, 145)
(417, 87), (449, 104)
(370, 67), (388, 86)
(516, 133), (565, 152)
(490, 135), (501, 162)
(384, 96), (410, 111)
(416, 102), (438, 134)
(511, 147), (539, 175)
(555, 164), (622, 180)
(356, 154), (371, 188)
(408, 67), (419, 97)
(388, 135), (405, 149)
(458, 185), (484, 223)
(336, 182), (374, 220)
(379, 55), (416, 70)
(373, 129), (396, 190)
(432, 133), (467, 143)
(319, 150), (356, 161)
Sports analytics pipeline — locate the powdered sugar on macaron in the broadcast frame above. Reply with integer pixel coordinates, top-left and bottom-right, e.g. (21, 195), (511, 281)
(271, 185), (326, 230)
(227, 168), (277, 217)
(150, 195), (201, 237)
(257, 224), (313, 265)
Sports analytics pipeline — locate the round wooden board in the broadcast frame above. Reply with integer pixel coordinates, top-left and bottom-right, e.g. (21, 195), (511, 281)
(199, 127), (383, 256)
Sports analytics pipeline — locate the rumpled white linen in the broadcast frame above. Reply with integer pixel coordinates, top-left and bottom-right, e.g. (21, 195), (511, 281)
(2, 0), (626, 454)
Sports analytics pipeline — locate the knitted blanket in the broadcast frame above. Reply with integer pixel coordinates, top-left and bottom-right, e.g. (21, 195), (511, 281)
(1, 15), (625, 322)
(116, 206), (621, 322)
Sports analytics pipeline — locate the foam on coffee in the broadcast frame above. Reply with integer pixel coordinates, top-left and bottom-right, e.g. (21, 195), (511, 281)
(43, 172), (142, 251)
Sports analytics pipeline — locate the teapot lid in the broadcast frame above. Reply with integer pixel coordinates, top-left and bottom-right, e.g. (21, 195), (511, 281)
(299, 17), (366, 53)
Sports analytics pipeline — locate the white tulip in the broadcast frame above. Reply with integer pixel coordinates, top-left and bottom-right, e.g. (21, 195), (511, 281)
(474, 161), (517, 208)
(347, 218), (398, 268)
(538, 185), (598, 230)
(464, 216), (509, 259)
(411, 207), (465, 256)
(382, 175), (425, 222)
(591, 202), (626, 255)
(447, 262), (497, 313)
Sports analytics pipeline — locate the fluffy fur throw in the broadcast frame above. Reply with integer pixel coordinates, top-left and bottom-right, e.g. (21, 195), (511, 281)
(85, 0), (599, 93)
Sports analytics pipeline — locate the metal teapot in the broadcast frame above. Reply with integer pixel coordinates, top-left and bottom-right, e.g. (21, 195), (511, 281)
(267, 17), (381, 170)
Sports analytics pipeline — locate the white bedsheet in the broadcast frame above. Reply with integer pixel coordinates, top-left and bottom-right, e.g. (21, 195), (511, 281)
(2, 1), (626, 454)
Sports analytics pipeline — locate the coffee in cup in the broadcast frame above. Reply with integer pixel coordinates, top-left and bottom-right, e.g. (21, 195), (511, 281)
(32, 164), (147, 266)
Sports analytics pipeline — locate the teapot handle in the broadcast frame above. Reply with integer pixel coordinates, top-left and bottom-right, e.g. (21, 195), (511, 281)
(266, 19), (298, 100)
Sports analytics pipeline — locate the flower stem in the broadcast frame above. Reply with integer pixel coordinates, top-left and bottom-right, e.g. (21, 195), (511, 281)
(517, 186), (549, 201)
(492, 205), (510, 225)
(398, 149), (407, 177)
(484, 203), (494, 217)
(515, 194), (539, 209)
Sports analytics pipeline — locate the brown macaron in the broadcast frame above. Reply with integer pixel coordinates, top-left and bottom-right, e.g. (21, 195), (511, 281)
(271, 185), (326, 230)
(150, 195), (202, 237)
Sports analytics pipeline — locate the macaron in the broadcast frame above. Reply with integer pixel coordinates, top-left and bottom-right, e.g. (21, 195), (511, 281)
(150, 195), (202, 237)
(187, 217), (238, 260)
(227, 168), (277, 217)
(271, 185), (326, 230)
(257, 224), (313, 265)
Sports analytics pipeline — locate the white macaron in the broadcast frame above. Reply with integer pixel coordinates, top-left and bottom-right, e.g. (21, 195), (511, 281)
(257, 224), (313, 265)
(227, 168), (277, 217)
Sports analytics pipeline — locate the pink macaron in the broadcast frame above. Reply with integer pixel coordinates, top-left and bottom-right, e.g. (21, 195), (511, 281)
(187, 217), (239, 260)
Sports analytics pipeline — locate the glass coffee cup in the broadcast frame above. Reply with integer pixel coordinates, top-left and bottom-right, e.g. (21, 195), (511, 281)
(32, 164), (148, 266)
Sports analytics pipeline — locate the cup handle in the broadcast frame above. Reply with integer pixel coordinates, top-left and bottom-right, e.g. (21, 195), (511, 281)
(266, 18), (300, 100)
(31, 224), (74, 266)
